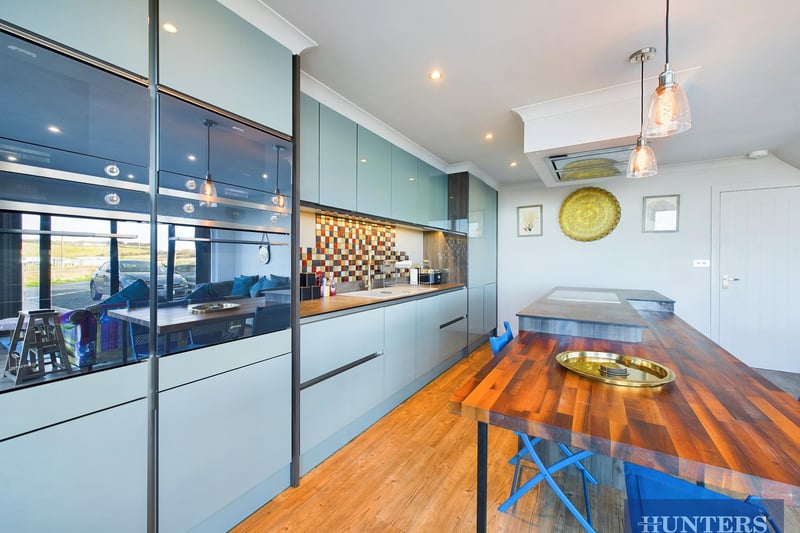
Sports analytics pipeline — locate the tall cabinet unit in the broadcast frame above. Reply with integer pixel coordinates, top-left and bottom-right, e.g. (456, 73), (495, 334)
(0, 1), (296, 532)
(356, 126), (392, 218)
(449, 172), (498, 351)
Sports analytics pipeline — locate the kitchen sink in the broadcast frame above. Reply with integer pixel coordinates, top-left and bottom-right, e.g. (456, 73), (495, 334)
(338, 285), (437, 300)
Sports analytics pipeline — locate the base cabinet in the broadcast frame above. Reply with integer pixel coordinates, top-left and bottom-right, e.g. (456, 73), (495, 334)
(384, 300), (417, 396)
(0, 400), (148, 533)
(158, 352), (291, 533)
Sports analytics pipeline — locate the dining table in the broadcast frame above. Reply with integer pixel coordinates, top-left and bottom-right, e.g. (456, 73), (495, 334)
(450, 304), (800, 532)
(106, 298), (266, 357)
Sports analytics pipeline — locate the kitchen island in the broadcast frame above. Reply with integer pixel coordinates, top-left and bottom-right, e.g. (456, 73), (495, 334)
(517, 287), (674, 342)
(452, 288), (800, 532)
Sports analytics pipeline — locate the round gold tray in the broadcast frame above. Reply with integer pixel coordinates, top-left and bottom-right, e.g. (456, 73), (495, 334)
(559, 187), (620, 241)
(189, 302), (240, 314)
(555, 350), (675, 387)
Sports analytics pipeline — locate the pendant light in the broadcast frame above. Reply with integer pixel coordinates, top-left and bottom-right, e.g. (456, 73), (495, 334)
(645, 0), (691, 137)
(627, 47), (658, 178)
(200, 119), (218, 207)
(271, 144), (286, 209)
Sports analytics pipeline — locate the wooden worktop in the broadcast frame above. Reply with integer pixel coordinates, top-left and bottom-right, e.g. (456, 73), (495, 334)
(299, 283), (465, 319)
(450, 309), (800, 504)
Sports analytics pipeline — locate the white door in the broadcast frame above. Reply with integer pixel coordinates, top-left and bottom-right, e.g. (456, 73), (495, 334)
(718, 186), (800, 372)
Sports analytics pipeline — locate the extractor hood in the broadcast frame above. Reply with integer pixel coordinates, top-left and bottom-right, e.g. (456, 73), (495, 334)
(513, 66), (700, 187)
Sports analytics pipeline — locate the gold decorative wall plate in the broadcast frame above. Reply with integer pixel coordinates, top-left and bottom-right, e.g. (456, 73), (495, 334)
(559, 186), (620, 241)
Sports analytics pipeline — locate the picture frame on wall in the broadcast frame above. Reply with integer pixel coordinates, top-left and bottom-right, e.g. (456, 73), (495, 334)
(517, 204), (542, 237)
(642, 195), (680, 232)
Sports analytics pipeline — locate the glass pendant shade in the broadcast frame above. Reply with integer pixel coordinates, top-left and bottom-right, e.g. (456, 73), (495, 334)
(627, 138), (658, 178)
(200, 173), (218, 207)
(644, 69), (691, 138)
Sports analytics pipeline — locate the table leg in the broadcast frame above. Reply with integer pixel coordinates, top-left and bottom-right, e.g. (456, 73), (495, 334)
(477, 421), (487, 533)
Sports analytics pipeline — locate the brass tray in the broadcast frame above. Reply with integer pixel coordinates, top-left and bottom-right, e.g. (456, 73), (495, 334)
(558, 187), (620, 242)
(555, 350), (675, 387)
(189, 302), (240, 314)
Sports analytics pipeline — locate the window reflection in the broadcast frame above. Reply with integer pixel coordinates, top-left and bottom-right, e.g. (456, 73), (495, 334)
(1, 211), (290, 393)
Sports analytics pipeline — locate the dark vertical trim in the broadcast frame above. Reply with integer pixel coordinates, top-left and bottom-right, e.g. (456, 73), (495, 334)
(477, 421), (488, 533)
(290, 53), (301, 488)
(147, 1), (160, 532)
(0, 212), (23, 317)
(39, 216), (51, 309)
(109, 220), (120, 295)
(166, 224), (175, 299)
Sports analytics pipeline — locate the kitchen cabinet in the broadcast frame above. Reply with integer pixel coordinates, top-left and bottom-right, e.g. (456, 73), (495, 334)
(483, 282), (497, 334)
(300, 356), (384, 471)
(416, 288), (467, 376)
(468, 174), (498, 286)
(319, 104), (358, 211)
(391, 146), (418, 223)
(158, 0), (292, 133)
(356, 126), (392, 218)
(159, 351), (291, 532)
(299, 93), (320, 203)
(384, 300), (417, 397)
(468, 285), (485, 349)
(0, 0), (149, 76)
(417, 161), (448, 229)
(300, 308), (383, 383)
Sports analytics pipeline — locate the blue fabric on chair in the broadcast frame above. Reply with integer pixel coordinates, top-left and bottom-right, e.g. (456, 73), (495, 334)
(493, 320), (597, 531)
(624, 462), (782, 533)
(489, 321), (513, 355)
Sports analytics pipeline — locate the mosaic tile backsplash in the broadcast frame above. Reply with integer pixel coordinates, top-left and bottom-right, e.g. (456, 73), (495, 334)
(300, 214), (409, 284)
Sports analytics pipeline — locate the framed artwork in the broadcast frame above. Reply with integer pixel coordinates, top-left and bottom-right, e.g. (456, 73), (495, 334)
(517, 205), (542, 237)
(643, 195), (680, 232)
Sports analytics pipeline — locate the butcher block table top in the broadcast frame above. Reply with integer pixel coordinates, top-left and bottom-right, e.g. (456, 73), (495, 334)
(450, 309), (800, 505)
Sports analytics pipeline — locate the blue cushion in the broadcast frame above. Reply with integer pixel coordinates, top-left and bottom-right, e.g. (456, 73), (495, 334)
(270, 274), (290, 287)
(230, 274), (259, 297)
(249, 275), (272, 297)
(188, 282), (216, 300)
(100, 279), (150, 306)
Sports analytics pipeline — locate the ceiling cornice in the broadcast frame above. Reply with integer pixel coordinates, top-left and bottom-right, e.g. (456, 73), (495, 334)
(216, 0), (316, 54)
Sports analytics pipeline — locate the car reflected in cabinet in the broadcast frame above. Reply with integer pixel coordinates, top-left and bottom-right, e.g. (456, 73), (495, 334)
(89, 260), (189, 300)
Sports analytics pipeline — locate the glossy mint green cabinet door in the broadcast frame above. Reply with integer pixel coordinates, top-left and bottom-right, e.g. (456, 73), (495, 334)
(356, 126), (391, 217)
(391, 146), (418, 223)
(319, 104), (357, 211)
(159, 0), (292, 133)
(384, 301), (417, 397)
(299, 93), (320, 203)
(417, 161), (448, 228)
(0, 0), (148, 76)
(468, 175), (498, 287)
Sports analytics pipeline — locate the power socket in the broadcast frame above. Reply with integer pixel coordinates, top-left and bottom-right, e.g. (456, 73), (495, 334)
(693, 259), (710, 268)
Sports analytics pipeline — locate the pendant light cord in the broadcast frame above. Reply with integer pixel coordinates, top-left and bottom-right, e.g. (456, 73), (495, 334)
(665, 0), (670, 65)
(206, 121), (212, 176)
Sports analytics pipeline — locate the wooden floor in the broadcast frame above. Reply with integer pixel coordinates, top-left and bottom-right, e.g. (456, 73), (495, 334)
(233, 343), (625, 532)
(232, 343), (800, 532)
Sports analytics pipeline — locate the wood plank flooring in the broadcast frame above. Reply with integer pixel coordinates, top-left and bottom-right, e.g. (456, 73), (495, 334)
(233, 343), (624, 532)
(232, 343), (799, 532)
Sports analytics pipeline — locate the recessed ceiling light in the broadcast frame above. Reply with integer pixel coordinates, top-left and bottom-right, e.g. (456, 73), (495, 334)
(262, 173), (269, 179)
(162, 23), (178, 34)
(187, 154), (196, 161)
(47, 125), (61, 133)
(408, 177), (415, 182)
(7, 155), (18, 162)
(359, 158), (368, 163)
(428, 70), (442, 81)
(484, 132), (494, 141)
(510, 161), (518, 167)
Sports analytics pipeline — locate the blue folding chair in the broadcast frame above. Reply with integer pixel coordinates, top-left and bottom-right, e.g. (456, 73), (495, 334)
(491, 321), (598, 531)
(624, 462), (782, 533)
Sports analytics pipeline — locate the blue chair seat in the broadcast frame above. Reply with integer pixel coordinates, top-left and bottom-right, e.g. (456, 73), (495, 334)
(624, 462), (782, 533)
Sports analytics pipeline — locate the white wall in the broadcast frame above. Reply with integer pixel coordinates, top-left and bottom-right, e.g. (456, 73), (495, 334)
(497, 156), (800, 340)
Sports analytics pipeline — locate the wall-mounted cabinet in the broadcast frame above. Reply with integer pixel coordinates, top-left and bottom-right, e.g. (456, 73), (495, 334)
(417, 161), (448, 229)
(391, 146), (418, 223)
(299, 93), (320, 203)
(0, 0), (149, 77)
(319, 104), (357, 211)
(159, 0), (292, 133)
(356, 126), (392, 218)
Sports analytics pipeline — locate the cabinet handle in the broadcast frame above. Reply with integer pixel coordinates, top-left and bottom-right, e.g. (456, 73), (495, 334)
(300, 351), (383, 390)
(439, 315), (467, 329)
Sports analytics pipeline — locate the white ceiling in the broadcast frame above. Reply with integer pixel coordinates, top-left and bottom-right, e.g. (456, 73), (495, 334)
(261, 0), (800, 186)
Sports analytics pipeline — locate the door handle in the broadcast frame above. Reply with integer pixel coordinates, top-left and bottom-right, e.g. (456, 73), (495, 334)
(722, 275), (741, 289)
